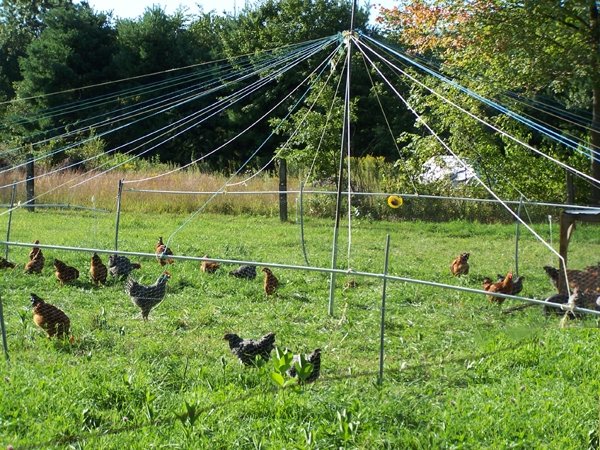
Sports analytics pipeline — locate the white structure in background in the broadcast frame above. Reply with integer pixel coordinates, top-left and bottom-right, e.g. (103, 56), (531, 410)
(420, 155), (477, 185)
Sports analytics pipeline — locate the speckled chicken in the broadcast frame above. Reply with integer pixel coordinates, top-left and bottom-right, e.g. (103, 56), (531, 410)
(90, 253), (108, 285)
(0, 257), (15, 269)
(155, 236), (174, 266)
(223, 332), (276, 366)
(53, 259), (80, 285)
(262, 267), (279, 295)
(125, 271), (171, 320)
(201, 255), (220, 273)
(108, 254), (141, 279)
(496, 273), (524, 295)
(450, 252), (470, 276)
(229, 265), (256, 279)
(483, 272), (513, 304)
(287, 348), (322, 383)
(543, 264), (600, 293)
(30, 293), (70, 338)
(24, 241), (45, 274)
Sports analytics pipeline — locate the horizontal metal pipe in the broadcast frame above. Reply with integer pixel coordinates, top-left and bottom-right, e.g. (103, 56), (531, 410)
(123, 188), (600, 211)
(2, 239), (597, 316)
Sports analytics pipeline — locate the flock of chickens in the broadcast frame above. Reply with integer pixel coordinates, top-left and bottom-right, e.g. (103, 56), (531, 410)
(450, 252), (524, 303)
(4, 237), (598, 380)
(450, 251), (600, 314)
(1, 238), (320, 382)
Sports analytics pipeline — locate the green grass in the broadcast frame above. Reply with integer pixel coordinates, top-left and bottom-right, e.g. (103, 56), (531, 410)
(0, 209), (599, 448)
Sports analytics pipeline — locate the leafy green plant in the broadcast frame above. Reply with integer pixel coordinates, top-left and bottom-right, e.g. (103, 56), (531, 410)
(270, 347), (296, 390)
(336, 408), (360, 444)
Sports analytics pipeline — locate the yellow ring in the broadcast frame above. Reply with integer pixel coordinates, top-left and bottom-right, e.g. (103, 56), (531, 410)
(387, 195), (403, 208)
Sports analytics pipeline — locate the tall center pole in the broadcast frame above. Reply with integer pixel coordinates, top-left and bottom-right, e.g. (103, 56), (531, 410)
(328, 6), (355, 315)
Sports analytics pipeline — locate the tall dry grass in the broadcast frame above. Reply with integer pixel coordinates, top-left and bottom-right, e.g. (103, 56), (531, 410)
(0, 167), (291, 215)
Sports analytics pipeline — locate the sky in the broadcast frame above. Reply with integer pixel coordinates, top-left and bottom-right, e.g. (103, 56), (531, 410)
(87, 0), (392, 22)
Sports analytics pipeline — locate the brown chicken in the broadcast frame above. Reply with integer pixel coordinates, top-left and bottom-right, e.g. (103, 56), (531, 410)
(29, 240), (42, 260)
(0, 257), (15, 269)
(450, 252), (470, 276)
(262, 267), (279, 295)
(483, 272), (514, 304)
(201, 255), (220, 273)
(155, 236), (174, 266)
(53, 258), (80, 285)
(90, 253), (108, 285)
(24, 242), (45, 274)
(30, 293), (70, 338)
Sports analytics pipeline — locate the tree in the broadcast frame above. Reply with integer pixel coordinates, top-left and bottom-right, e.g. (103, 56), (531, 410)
(377, 0), (600, 204)
(0, 0), (67, 99)
(11, 1), (117, 155)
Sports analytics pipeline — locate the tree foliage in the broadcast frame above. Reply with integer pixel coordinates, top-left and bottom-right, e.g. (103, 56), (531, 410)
(377, 0), (600, 204)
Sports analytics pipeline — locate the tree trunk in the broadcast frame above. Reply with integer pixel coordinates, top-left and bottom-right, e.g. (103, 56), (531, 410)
(590, 1), (600, 205)
(278, 158), (288, 222)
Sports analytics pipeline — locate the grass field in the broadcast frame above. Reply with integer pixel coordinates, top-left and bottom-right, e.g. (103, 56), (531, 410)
(0, 208), (599, 448)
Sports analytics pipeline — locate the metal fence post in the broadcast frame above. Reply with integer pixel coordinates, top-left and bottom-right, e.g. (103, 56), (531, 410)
(0, 294), (9, 363)
(378, 234), (391, 385)
(5, 183), (17, 259)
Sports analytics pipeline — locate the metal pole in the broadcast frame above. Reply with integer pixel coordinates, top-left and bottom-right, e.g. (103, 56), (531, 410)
(299, 181), (310, 266)
(0, 294), (9, 363)
(378, 234), (391, 385)
(514, 195), (523, 277)
(328, 32), (353, 316)
(5, 183), (16, 259)
(114, 179), (124, 252)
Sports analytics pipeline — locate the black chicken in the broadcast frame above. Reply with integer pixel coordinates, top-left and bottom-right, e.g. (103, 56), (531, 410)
(229, 265), (257, 279)
(287, 348), (322, 383)
(543, 292), (579, 319)
(108, 254), (142, 279)
(223, 332), (275, 366)
(124, 271), (171, 320)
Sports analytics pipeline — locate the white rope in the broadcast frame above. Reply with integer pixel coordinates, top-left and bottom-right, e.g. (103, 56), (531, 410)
(0, 39), (333, 184)
(121, 40), (339, 186)
(304, 57), (348, 186)
(160, 43), (344, 250)
(358, 36), (600, 188)
(0, 37), (332, 106)
(354, 36), (572, 295)
(226, 50), (346, 188)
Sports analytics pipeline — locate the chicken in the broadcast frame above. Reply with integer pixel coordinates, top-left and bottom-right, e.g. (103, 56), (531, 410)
(229, 265), (257, 279)
(30, 293), (70, 338)
(201, 255), (220, 273)
(223, 332), (276, 366)
(90, 253), (108, 285)
(544, 264), (599, 293)
(24, 243), (45, 274)
(28, 240), (42, 261)
(543, 293), (579, 319)
(262, 267), (279, 295)
(125, 271), (171, 320)
(287, 348), (322, 384)
(108, 254), (141, 279)
(483, 272), (513, 304)
(53, 258), (80, 285)
(155, 236), (174, 266)
(0, 257), (15, 269)
(496, 273), (524, 295)
(450, 252), (470, 276)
